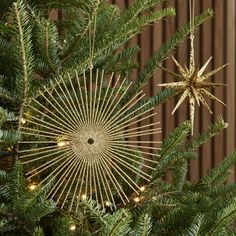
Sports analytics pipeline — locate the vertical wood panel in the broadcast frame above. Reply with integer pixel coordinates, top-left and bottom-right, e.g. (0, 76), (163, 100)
(199, 0), (213, 179)
(212, 0), (225, 166)
(226, 0), (236, 181)
(163, 0), (177, 182)
(113, 0), (236, 180)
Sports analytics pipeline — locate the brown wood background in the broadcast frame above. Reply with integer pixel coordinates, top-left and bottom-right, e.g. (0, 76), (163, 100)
(108, 0), (236, 181)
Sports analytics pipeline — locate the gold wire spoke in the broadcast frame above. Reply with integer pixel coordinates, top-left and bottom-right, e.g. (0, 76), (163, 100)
(58, 76), (86, 127)
(96, 152), (129, 204)
(100, 149), (141, 194)
(38, 89), (81, 131)
(61, 151), (87, 209)
(69, 159), (87, 211)
(98, 92), (147, 130)
(67, 73), (87, 125)
(29, 100), (78, 133)
(105, 149), (152, 180)
(94, 72), (114, 124)
(48, 152), (82, 205)
(21, 147), (70, 165)
(24, 115), (72, 137)
(104, 106), (155, 136)
(49, 79), (82, 124)
(26, 148), (74, 179)
(19, 69), (161, 210)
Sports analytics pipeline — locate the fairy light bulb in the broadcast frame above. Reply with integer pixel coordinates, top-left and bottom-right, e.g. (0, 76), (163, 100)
(105, 201), (111, 207)
(81, 194), (87, 200)
(20, 118), (26, 125)
(57, 141), (69, 147)
(29, 183), (37, 191)
(69, 225), (76, 231)
(134, 197), (140, 203)
(140, 186), (145, 192)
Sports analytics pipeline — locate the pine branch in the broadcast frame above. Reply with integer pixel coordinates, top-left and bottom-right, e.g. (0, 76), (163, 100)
(0, 129), (21, 143)
(184, 214), (204, 236)
(120, 0), (168, 26)
(52, 216), (75, 236)
(172, 159), (188, 190)
(187, 117), (227, 151)
(61, 0), (102, 62)
(0, 86), (17, 105)
(63, 6), (175, 74)
(9, 0), (34, 159)
(207, 198), (236, 236)
(79, 198), (107, 225)
(151, 121), (191, 180)
(102, 209), (132, 236)
(32, 227), (44, 236)
(11, 0), (34, 99)
(129, 88), (176, 117)
(34, 18), (60, 74)
(159, 121), (191, 159)
(104, 46), (140, 74)
(129, 214), (152, 236)
(200, 150), (236, 186)
(7, 162), (26, 200)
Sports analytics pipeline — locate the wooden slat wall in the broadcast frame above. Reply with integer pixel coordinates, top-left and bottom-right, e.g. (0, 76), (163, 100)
(110, 0), (236, 181)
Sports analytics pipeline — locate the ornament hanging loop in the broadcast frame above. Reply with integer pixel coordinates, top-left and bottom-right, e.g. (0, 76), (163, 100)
(189, 0), (196, 71)
(88, 2), (98, 70)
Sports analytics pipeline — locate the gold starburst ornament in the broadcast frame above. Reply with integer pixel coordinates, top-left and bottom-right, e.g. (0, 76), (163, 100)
(158, 1), (227, 134)
(19, 69), (161, 211)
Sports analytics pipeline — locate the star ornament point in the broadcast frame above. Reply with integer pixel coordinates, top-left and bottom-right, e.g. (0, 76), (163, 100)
(158, 56), (227, 134)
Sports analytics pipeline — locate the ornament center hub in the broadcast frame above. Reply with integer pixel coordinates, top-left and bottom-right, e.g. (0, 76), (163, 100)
(87, 138), (94, 145)
(72, 125), (111, 163)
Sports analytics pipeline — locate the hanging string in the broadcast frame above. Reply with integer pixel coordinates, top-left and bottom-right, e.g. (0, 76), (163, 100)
(189, 0), (195, 36)
(91, 12), (97, 64)
(189, 0), (196, 73)
(89, 16), (92, 68)
(88, 3), (98, 70)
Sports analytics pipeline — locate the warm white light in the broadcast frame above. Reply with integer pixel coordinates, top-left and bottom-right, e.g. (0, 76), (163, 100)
(57, 141), (69, 147)
(140, 186), (145, 192)
(69, 225), (76, 231)
(20, 118), (26, 125)
(105, 201), (111, 207)
(134, 197), (140, 203)
(81, 194), (87, 200)
(29, 184), (37, 191)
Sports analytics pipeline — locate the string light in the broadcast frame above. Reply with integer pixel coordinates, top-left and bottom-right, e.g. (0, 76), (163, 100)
(105, 201), (111, 207)
(20, 118), (27, 125)
(29, 183), (37, 191)
(133, 197), (140, 203)
(69, 225), (76, 231)
(57, 141), (69, 147)
(81, 194), (87, 200)
(140, 186), (145, 192)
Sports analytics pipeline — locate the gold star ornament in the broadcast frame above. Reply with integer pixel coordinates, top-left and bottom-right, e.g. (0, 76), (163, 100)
(158, 36), (227, 134)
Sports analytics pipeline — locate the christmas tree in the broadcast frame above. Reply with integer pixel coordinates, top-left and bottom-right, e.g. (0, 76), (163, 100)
(0, 0), (236, 235)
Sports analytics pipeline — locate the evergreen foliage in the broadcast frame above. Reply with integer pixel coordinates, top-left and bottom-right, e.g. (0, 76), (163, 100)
(0, 163), (55, 235)
(0, 0), (235, 235)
